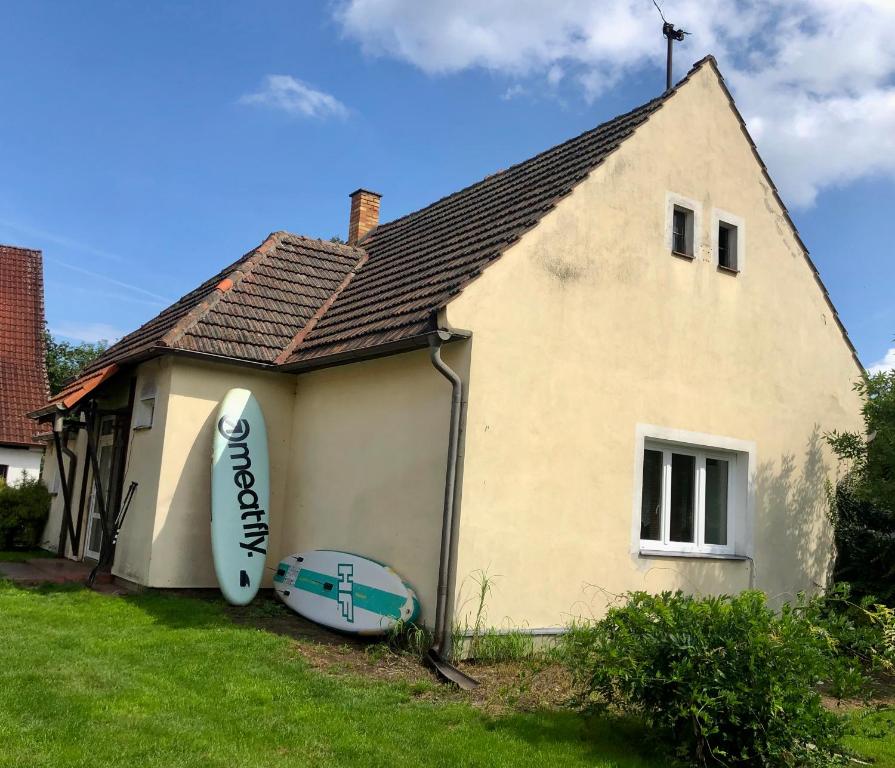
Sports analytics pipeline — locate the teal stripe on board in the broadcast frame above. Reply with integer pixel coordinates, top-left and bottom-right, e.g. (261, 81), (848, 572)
(295, 568), (407, 620)
(273, 562), (289, 584)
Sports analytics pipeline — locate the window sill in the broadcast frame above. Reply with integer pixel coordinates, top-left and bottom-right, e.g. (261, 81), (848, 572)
(717, 264), (739, 276)
(639, 549), (750, 562)
(132, 425), (153, 432)
(671, 250), (694, 261)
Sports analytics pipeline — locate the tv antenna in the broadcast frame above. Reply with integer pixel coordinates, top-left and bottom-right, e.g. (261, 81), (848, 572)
(652, 0), (689, 92)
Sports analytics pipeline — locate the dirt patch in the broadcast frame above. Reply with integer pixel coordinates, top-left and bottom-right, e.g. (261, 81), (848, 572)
(458, 659), (576, 713)
(223, 592), (576, 711)
(823, 673), (895, 713)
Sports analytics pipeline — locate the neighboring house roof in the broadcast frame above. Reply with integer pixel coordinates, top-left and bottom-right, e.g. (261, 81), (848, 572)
(0, 245), (49, 445)
(57, 55), (860, 397)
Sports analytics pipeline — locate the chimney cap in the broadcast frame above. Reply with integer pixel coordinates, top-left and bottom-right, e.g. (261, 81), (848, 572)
(349, 188), (382, 199)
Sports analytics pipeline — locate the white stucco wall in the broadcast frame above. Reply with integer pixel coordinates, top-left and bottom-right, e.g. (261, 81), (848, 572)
(0, 445), (43, 486)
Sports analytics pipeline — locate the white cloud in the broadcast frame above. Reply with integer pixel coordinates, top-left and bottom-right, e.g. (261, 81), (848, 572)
(501, 84), (526, 100)
(52, 322), (124, 344)
(333, 0), (895, 206)
(240, 75), (349, 120)
(867, 347), (895, 375)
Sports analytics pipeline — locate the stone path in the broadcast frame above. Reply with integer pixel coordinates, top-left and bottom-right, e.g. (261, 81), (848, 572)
(0, 557), (126, 594)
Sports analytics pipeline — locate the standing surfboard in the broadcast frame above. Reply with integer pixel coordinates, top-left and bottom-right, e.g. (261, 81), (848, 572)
(211, 388), (269, 605)
(273, 550), (420, 635)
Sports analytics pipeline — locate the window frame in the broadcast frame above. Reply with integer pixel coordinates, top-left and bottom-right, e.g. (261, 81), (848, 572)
(639, 441), (736, 556)
(711, 208), (745, 274)
(666, 192), (702, 260)
(631, 424), (756, 559)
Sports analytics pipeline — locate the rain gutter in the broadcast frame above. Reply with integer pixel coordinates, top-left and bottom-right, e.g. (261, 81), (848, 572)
(427, 328), (478, 690)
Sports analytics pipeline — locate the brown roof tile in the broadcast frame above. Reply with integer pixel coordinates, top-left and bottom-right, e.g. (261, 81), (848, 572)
(283, 91), (670, 363)
(82, 234), (364, 373)
(0, 245), (49, 445)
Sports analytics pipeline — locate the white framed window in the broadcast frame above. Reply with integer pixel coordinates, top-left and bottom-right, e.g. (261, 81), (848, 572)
(632, 425), (755, 558)
(712, 209), (745, 274)
(666, 192), (701, 259)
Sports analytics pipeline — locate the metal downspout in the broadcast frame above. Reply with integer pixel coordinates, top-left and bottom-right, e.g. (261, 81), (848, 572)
(427, 330), (478, 690)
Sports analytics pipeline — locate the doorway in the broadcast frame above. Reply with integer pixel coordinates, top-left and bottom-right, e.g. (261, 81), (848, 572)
(83, 416), (117, 560)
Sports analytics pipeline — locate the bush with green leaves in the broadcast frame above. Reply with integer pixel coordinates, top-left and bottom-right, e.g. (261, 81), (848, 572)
(827, 367), (895, 604)
(810, 583), (895, 683)
(561, 590), (849, 767)
(0, 478), (51, 549)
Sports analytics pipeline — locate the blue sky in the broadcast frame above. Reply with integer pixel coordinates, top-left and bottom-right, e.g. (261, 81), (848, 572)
(1, 1), (893, 371)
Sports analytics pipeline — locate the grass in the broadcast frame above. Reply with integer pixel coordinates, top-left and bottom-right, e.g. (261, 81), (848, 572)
(0, 580), (660, 768)
(844, 707), (895, 767)
(0, 548), (54, 562)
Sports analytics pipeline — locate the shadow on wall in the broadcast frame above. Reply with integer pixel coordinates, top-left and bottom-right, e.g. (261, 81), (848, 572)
(753, 425), (833, 606)
(568, 427), (834, 622)
(151, 407), (220, 588)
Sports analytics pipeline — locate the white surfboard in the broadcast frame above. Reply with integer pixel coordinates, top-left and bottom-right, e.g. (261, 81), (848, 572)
(273, 550), (420, 635)
(211, 388), (269, 605)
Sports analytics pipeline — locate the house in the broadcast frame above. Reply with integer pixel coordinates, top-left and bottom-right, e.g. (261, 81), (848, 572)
(33, 58), (863, 653)
(0, 245), (48, 486)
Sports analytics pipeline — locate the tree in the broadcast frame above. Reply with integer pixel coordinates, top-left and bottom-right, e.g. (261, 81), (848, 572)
(44, 329), (109, 395)
(827, 362), (895, 602)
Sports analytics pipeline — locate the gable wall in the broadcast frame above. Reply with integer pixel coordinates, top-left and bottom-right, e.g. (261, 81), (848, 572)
(445, 65), (864, 629)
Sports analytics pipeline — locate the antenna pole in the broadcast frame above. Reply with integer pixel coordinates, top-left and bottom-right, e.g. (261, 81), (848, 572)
(662, 21), (686, 92)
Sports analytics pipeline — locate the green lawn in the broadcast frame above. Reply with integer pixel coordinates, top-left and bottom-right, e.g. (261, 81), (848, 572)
(0, 581), (659, 768)
(844, 707), (895, 767)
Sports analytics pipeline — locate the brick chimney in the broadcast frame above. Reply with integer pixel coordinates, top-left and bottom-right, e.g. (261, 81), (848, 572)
(348, 188), (381, 245)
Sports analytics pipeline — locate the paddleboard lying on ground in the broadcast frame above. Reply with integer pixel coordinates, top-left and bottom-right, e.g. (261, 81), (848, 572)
(211, 388), (269, 606)
(273, 550), (420, 635)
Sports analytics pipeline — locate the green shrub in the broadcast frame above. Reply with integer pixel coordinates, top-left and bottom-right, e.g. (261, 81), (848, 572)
(808, 583), (895, 683)
(0, 478), (51, 549)
(561, 590), (848, 767)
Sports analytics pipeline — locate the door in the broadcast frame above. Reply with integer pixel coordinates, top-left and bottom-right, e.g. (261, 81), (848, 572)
(84, 417), (116, 560)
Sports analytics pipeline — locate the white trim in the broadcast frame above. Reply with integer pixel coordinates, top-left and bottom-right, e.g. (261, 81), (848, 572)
(665, 192), (702, 257)
(711, 208), (746, 272)
(630, 423), (756, 558)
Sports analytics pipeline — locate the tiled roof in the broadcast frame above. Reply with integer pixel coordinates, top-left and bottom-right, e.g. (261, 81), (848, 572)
(0, 245), (49, 445)
(286, 92), (667, 364)
(83, 235), (363, 373)
(46, 55), (861, 397)
(39, 364), (119, 415)
(78, 75), (670, 379)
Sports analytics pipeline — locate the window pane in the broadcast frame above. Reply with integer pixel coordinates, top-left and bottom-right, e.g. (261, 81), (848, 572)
(640, 449), (663, 540)
(669, 453), (695, 543)
(673, 209), (688, 254)
(705, 458), (729, 545)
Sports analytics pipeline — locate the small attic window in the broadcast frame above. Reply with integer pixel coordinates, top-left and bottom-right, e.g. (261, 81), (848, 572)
(672, 206), (694, 258)
(666, 194), (700, 260)
(718, 222), (738, 272)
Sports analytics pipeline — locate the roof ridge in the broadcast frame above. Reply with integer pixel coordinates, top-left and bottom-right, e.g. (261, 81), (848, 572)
(158, 232), (283, 349)
(371, 96), (667, 239)
(370, 57), (717, 240)
(273, 249), (369, 365)
(0, 243), (42, 254)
